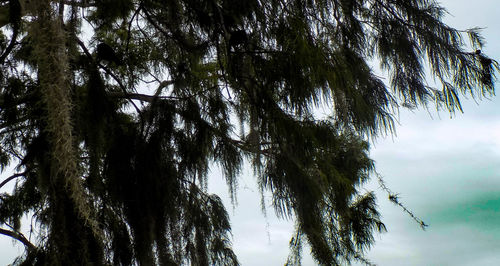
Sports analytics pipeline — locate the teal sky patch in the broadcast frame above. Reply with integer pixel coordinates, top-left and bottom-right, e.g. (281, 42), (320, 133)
(429, 194), (500, 231)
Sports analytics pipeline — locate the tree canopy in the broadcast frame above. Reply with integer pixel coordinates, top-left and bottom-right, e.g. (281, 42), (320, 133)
(0, 0), (496, 265)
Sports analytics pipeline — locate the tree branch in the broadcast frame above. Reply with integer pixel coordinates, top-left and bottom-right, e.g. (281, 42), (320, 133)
(0, 227), (36, 251)
(376, 172), (428, 229)
(75, 37), (142, 114)
(0, 30), (19, 65)
(0, 172), (25, 190)
(0, 0), (22, 65)
(108, 92), (161, 103)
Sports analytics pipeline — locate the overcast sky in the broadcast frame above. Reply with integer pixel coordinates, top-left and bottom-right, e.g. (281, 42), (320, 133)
(1, 1), (500, 265)
(216, 1), (500, 265)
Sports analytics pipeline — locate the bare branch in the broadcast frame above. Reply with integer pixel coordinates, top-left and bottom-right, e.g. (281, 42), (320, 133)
(108, 92), (159, 103)
(376, 172), (428, 229)
(107, 91), (188, 103)
(154, 80), (175, 97)
(0, 171), (26, 190)
(0, 227), (36, 251)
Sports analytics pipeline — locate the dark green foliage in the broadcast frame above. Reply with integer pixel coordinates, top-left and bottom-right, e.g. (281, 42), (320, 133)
(0, 0), (496, 265)
(91, 0), (135, 28)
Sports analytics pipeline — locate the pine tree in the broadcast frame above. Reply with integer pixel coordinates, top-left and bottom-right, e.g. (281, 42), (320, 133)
(0, 0), (496, 265)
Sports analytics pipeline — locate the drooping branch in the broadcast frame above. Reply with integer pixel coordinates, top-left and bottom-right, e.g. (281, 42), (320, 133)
(0, 171), (26, 190)
(376, 172), (428, 229)
(0, 227), (36, 251)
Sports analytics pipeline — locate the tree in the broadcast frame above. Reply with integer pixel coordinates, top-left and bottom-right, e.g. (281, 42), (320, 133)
(0, 0), (496, 265)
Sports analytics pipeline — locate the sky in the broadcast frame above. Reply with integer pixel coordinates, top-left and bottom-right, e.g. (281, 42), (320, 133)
(1, 1), (500, 265)
(212, 1), (500, 265)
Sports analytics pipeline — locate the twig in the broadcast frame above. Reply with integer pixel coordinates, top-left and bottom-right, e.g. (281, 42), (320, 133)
(125, 3), (143, 54)
(376, 172), (428, 229)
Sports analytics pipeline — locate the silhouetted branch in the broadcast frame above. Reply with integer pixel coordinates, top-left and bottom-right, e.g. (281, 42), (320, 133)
(75, 37), (142, 114)
(0, 29), (18, 65)
(0, 171), (26, 190)
(0, 227), (36, 251)
(376, 172), (428, 230)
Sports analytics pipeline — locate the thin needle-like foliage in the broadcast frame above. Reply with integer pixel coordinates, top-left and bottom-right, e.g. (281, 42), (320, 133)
(0, 0), (496, 265)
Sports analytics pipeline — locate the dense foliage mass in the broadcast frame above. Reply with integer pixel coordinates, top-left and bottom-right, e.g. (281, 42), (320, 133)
(0, 0), (496, 265)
